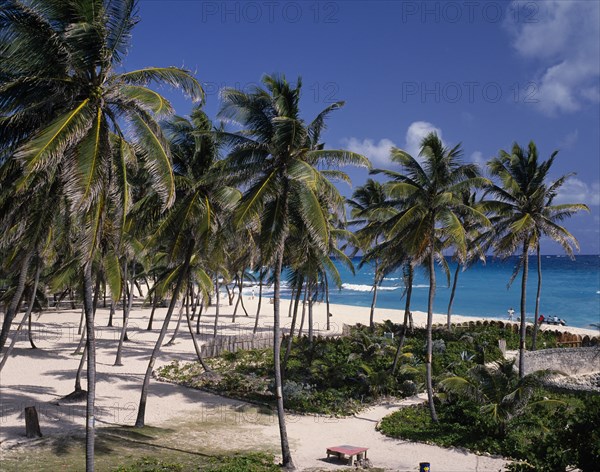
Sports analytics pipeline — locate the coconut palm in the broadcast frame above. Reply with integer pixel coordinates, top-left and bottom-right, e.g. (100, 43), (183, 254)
(1, 2), (203, 469)
(134, 105), (238, 427)
(0, 171), (65, 350)
(219, 74), (369, 469)
(439, 359), (564, 436)
(373, 132), (489, 422)
(487, 142), (588, 375)
(445, 191), (489, 330)
(348, 179), (390, 330)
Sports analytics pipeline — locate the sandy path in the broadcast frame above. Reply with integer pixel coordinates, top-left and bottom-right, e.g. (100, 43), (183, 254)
(2, 293), (593, 470)
(284, 396), (505, 471)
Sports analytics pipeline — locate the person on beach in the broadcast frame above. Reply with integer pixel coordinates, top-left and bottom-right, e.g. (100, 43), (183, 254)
(507, 307), (515, 321)
(251, 288), (255, 300)
(538, 314), (545, 324)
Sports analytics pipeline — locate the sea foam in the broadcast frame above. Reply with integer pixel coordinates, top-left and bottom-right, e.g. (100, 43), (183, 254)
(342, 283), (399, 292)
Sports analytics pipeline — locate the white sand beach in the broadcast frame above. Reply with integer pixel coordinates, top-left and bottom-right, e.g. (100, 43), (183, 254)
(1, 296), (597, 471)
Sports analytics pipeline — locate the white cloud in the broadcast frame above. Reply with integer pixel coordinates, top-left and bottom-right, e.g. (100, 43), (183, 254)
(554, 178), (600, 206)
(559, 129), (579, 149)
(405, 121), (442, 158)
(341, 121), (443, 169)
(341, 137), (396, 167)
(470, 151), (487, 168)
(506, 1), (600, 115)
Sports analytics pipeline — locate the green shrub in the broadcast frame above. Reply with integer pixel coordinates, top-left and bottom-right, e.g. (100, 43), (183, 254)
(157, 323), (562, 417)
(112, 457), (184, 471)
(204, 453), (279, 472)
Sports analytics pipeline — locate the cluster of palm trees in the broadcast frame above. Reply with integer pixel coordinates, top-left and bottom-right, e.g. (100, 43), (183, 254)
(0, 2), (368, 470)
(0, 1), (588, 471)
(349, 136), (588, 424)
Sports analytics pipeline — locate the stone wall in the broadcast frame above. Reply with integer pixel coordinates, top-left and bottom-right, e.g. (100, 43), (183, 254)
(522, 347), (600, 376)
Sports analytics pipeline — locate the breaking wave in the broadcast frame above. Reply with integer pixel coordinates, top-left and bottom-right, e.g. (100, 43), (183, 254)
(342, 283), (399, 292)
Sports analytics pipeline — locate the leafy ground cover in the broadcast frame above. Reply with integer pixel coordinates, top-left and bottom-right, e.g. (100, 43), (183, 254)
(157, 322), (560, 416)
(113, 452), (279, 472)
(378, 374), (600, 471)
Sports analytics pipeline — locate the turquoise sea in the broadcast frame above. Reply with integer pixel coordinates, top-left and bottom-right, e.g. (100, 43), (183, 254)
(273, 255), (600, 330)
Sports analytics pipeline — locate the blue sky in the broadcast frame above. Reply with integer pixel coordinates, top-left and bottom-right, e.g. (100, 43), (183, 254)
(126, 0), (600, 254)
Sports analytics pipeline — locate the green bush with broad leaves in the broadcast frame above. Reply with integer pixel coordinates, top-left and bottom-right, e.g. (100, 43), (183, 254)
(157, 322), (561, 416)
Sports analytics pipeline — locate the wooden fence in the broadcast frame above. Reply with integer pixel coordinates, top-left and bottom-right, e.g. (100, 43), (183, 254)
(199, 332), (281, 358)
(198, 329), (342, 358)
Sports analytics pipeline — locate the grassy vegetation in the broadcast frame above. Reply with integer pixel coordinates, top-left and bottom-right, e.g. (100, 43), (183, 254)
(377, 373), (600, 471)
(157, 322), (561, 416)
(0, 419), (279, 472)
(112, 453), (279, 472)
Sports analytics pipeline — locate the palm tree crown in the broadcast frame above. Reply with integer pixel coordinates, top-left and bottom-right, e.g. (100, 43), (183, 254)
(486, 141), (588, 376)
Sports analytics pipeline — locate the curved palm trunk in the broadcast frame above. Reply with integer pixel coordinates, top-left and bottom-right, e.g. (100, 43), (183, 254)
(446, 263), (461, 330)
(82, 261), (96, 472)
(27, 311), (37, 349)
(232, 275), (241, 322)
(518, 241), (530, 378)
(196, 300), (204, 334)
(0, 310), (27, 372)
(369, 268), (379, 331)
(273, 248), (294, 470)
(190, 284), (199, 320)
(164, 302), (185, 346)
(238, 270), (250, 317)
(78, 305), (85, 335)
(392, 264), (413, 373)
(146, 294), (159, 330)
(426, 245), (438, 422)
(0, 264), (41, 371)
(213, 273), (220, 338)
(115, 262), (136, 366)
(107, 300), (115, 327)
(135, 241), (194, 428)
(103, 281), (107, 308)
(287, 287), (295, 318)
(121, 269), (129, 342)
(0, 251), (33, 352)
(324, 273), (331, 331)
(531, 244), (542, 351)
(70, 288), (77, 310)
(253, 269), (264, 334)
(308, 280), (314, 344)
(184, 293), (211, 372)
(92, 276), (101, 321)
(69, 283), (103, 399)
(26, 265), (41, 349)
(144, 278), (151, 303)
(73, 321), (87, 355)
(134, 280), (143, 297)
(298, 281), (309, 337)
(225, 283), (234, 305)
(283, 276), (304, 369)
(75, 343), (87, 393)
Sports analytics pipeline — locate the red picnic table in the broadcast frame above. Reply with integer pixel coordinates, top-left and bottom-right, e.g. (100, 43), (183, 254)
(326, 445), (369, 464)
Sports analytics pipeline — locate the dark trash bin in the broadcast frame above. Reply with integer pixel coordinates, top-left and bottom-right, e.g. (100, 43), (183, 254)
(419, 463), (431, 472)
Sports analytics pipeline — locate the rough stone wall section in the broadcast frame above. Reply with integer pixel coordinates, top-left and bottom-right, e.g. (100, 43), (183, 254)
(522, 347), (600, 376)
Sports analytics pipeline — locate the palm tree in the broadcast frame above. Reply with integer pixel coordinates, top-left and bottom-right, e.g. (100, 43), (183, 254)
(439, 359), (563, 436)
(348, 179), (389, 330)
(219, 74), (369, 469)
(134, 105), (238, 427)
(1, 2), (203, 469)
(487, 142), (588, 376)
(445, 191), (488, 330)
(373, 133), (489, 422)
